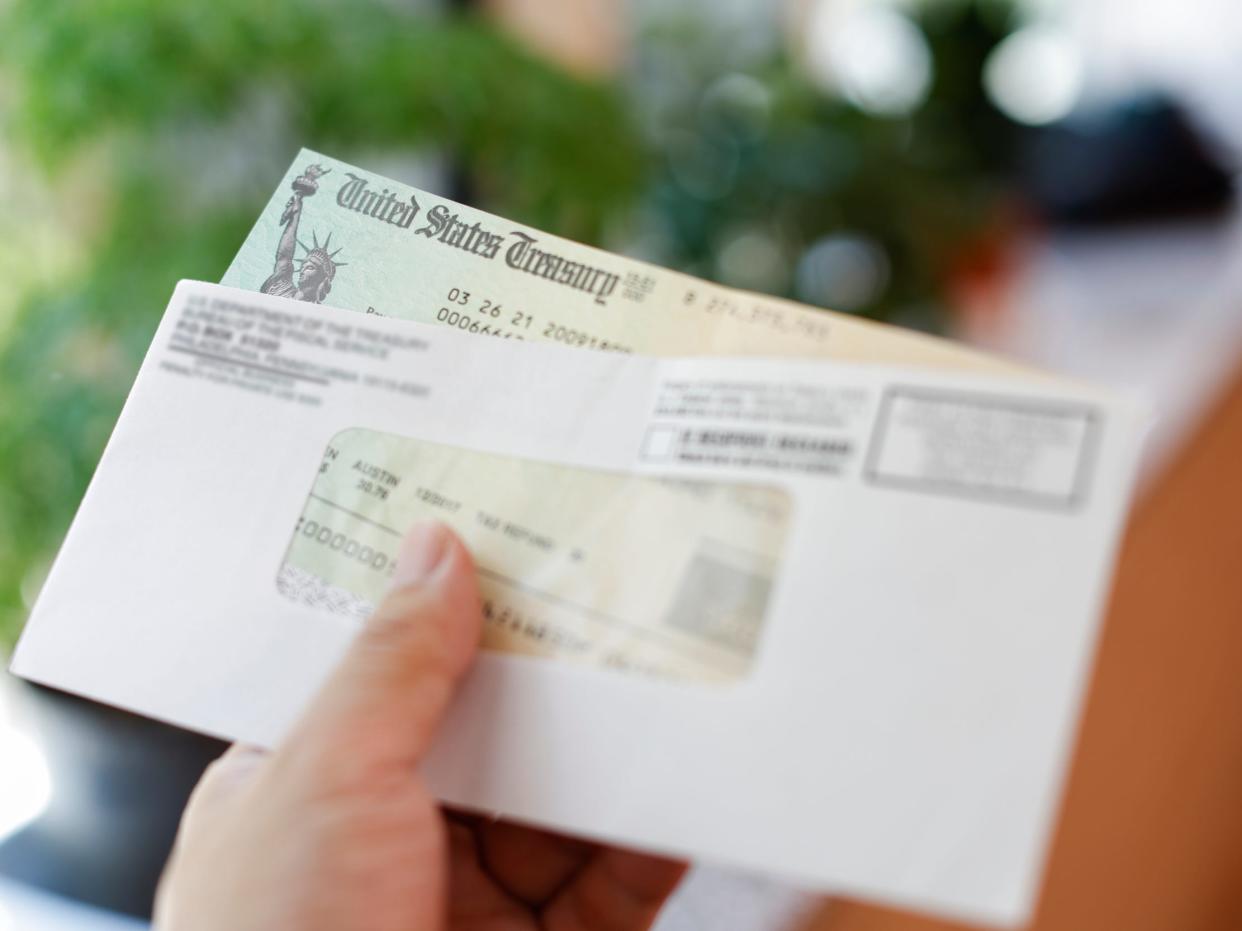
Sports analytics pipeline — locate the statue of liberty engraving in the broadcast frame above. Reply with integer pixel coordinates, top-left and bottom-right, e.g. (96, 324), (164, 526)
(261, 164), (346, 303)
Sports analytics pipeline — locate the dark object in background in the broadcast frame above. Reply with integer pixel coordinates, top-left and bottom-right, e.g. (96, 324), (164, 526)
(0, 685), (226, 918)
(1019, 95), (1235, 226)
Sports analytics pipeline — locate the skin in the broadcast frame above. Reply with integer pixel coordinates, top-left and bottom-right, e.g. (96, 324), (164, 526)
(155, 522), (685, 931)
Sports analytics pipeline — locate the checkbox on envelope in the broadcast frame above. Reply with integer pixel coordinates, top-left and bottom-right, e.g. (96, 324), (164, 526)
(642, 425), (680, 461)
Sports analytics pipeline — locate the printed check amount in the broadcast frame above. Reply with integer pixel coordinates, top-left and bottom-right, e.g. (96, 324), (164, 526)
(224, 150), (1031, 682)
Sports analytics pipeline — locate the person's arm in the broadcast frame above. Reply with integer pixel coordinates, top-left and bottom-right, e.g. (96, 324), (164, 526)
(155, 522), (684, 931)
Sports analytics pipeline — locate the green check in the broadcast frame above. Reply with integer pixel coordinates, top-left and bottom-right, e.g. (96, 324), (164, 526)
(224, 149), (1026, 371)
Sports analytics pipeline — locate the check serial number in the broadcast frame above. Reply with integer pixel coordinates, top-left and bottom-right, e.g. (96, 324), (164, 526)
(436, 287), (631, 353)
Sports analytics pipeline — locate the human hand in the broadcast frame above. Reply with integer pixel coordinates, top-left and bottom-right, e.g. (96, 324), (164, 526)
(154, 522), (685, 930)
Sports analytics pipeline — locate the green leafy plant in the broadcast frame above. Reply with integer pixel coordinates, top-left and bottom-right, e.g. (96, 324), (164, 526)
(0, 0), (645, 649)
(628, 2), (1016, 324)
(0, 0), (1020, 651)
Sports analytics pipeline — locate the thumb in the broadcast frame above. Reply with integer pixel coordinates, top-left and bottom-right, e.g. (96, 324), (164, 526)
(280, 521), (483, 775)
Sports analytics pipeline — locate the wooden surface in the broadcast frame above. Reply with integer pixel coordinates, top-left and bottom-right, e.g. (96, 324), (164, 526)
(804, 361), (1242, 931)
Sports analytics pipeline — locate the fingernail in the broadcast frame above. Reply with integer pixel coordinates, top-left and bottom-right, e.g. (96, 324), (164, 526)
(389, 521), (452, 591)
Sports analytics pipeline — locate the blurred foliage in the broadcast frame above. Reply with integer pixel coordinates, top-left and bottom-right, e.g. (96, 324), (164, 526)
(0, 0), (644, 648)
(630, 0), (1016, 324)
(0, 0), (1020, 650)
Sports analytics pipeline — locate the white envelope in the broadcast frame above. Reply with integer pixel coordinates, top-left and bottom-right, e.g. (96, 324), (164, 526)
(12, 282), (1146, 927)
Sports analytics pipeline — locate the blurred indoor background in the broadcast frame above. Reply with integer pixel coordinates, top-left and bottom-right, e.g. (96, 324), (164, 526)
(2, 0), (1241, 929)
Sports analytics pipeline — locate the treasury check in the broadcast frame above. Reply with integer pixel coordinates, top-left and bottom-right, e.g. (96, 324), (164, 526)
(223, 149), (1028, 374)
(282, 429), (791, 683)
(14, 282), (1145, 927)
